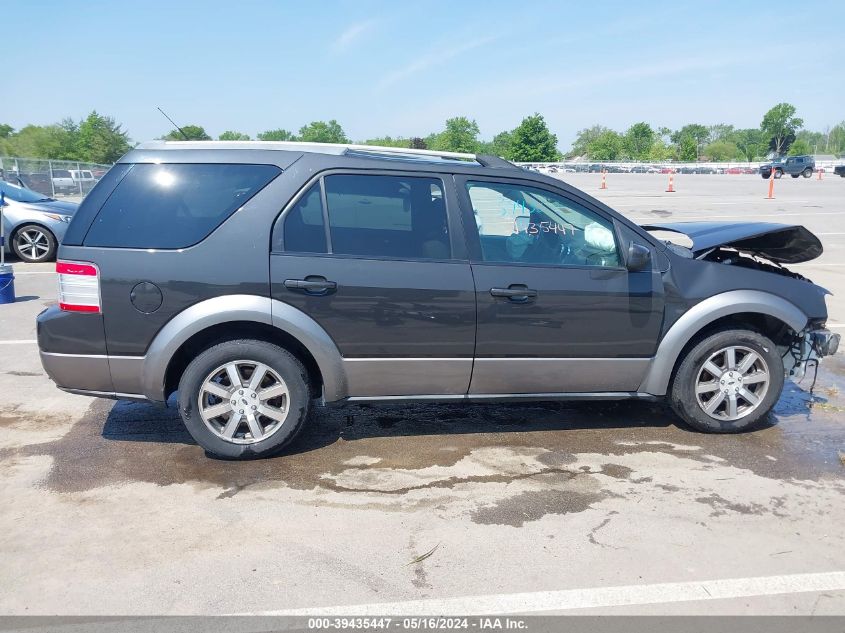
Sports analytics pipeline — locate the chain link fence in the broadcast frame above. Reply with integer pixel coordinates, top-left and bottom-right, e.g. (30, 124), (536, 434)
(0, 156), (113, 200)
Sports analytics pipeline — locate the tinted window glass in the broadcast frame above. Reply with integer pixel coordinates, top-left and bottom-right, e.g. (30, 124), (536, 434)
(466, 181), (620, 267)
(276, 183), (327, 253)
(324, 174), (449, 259)
(83, 163), (280, 248)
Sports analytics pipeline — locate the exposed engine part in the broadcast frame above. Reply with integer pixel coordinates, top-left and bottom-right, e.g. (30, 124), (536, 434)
(701, 248), (809, 281)
(781, 326), (841, 392)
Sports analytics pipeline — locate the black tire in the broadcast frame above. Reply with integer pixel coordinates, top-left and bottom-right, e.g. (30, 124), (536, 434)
(773, 169), (783, 179)
(791, 174), (799, 178)
(12, 224), (57, 263)
(669, 328), (784, 433)
(802, 168), (812, 178)
(178, 339), (310, 459)
(760, 172), (769, 179)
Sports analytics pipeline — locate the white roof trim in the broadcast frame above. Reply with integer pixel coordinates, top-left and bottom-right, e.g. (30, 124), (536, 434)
(136, 140), (477, 161)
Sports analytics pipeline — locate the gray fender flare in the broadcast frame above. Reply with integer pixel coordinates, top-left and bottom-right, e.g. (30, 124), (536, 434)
(639, 289), (808, 396)
(141, 294), (347, 402)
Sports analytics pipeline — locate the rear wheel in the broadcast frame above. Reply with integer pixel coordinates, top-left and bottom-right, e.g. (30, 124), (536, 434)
(178, 339), (310, 459)
(802, 168), (812, 178)
(773, 169), (783, 179)
(12, 224), (56, 262)
(670, 329), (783, 433)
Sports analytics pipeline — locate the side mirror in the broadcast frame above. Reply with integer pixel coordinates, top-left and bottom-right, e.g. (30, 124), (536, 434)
(626, 242), (651, 272)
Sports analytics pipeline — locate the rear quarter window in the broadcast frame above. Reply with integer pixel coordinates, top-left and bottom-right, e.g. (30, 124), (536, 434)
(82, 163), (280, 249)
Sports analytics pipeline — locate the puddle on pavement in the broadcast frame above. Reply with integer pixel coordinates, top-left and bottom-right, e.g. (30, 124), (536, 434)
(3, 359), (843, 517)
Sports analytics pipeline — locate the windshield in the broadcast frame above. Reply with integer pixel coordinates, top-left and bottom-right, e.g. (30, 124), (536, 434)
(0, 180), (54, 203)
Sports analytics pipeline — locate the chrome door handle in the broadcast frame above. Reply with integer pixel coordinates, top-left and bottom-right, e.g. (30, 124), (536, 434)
(490, 285), (537, 302)
(284, 277), (337, 295)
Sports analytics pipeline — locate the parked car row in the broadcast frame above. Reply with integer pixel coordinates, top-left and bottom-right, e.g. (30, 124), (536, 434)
(1, 168), (102, 197)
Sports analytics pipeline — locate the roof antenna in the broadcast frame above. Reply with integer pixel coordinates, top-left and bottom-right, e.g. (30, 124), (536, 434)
(157, 106), (189, 140)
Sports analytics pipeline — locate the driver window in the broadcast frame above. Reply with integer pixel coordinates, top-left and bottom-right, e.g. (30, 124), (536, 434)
(465, 181), (621, 267)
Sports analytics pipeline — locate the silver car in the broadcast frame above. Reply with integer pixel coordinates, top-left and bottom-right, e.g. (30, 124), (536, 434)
(0, 181), (78, 262)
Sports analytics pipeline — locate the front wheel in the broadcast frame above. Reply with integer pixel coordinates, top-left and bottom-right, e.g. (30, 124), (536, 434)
(670, 329), (784, 433)
(773, 169), (783, 179)
(178, 339), (311, 459)
(12, 224), (57, 262)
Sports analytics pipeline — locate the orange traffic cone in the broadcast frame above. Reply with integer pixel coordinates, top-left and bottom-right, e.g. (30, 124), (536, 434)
(600, 170), (607, 190)
(766, 168), (775, 199)
(666, 172), (675, 192)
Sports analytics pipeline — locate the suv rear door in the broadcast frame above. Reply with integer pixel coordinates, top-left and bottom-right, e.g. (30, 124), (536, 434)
(270, 170), (476, 398)
(455, 175), (664, 395)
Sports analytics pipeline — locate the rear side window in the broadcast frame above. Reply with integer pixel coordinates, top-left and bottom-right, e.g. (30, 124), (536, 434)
(83, 163), (280, 249)
(274, 183), (327, 253)
(324, 174), (450, 260)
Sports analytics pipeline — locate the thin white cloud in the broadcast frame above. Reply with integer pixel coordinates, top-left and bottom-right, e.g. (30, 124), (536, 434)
(377, 35), (500, 91)
(332, 19), (379, 52)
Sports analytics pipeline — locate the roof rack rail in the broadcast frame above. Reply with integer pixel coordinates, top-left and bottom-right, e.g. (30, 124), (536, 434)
(136, 140), (520, 169)
(476, 154), (516, 169)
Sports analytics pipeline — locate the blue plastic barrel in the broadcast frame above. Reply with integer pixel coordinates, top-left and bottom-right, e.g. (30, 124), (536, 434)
(0, 264), (15, 304)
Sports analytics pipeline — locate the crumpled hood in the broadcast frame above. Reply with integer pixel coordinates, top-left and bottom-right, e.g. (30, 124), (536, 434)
(641, 221), (823, 264)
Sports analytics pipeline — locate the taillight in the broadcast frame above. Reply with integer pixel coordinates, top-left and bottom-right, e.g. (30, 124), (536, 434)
(57, 260), (101, 313)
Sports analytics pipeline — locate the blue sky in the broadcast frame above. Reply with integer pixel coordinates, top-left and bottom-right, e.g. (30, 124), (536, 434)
(5, 0), (844, 149)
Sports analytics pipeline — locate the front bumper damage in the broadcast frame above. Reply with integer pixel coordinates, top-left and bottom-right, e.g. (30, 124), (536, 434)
(783, 326), (841, 382)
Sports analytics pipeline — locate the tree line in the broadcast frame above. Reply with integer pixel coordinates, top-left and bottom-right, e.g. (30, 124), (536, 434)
(571, 103), (845, 162)
(2, 103), (842, 165)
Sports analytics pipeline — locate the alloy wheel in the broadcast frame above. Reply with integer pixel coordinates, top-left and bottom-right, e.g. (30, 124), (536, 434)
(198, 360), (290, 444)
(16, 228), (51, 261)
(695, 345), (770, 421)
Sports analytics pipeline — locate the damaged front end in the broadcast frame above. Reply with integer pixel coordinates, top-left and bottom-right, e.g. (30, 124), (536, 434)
(783, 324), (841, 384)
(643, 220), (840, 385)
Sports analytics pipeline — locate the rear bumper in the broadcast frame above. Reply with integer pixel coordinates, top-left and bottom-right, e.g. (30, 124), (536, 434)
(38, 350), (148, 401)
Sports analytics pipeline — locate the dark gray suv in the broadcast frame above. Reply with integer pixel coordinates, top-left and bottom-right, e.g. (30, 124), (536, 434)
(36, 142), (840, 459)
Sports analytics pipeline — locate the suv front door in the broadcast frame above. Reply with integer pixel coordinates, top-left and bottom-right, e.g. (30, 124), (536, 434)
(270, 171), (476, 399)
(456, 176), (664, 395)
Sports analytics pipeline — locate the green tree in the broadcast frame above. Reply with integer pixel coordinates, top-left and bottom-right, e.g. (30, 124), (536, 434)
(362, 136), (409, 148)
(761, 102), (803, 156)
(828, 122), (845, 155)
(671, 124), (709, 145)
(75, 111), (131, 163)
(509, 113), (559, 162)
(671, 124), (708, 159)
(0, 124), (13, 138)
(708, 124), (735, 143)
(586, 130), (624, 160)
(703, 140), (739, 161)
(787, 139), (812, 156)
(162, 125), (211, 141)
(5, 124), (73, 159)
(429, 117), (481, 153)
(570, 125), (610, 157)
(732, 128), (766, 161)
(624, 122), (655, 160)
(218, 130), (251, 141)
(489, 130), (513, 158)
(257, 128), (296, 141)
(795, 129), (824, 154)
(409, 137), (427, 149)
(647, 139), (674, 161)
(297, 120), (349, 144)
(678, 135), (698, 161)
